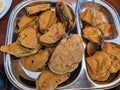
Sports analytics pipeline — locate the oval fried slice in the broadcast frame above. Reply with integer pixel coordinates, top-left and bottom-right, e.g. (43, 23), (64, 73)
(20, 50), (49, 71)
(0, 42), (38, 57)
(36, 69), (70, 90)
(18, 27), (40, 49)
(40, 22), (66, 46)
(48, 34), (84, 74)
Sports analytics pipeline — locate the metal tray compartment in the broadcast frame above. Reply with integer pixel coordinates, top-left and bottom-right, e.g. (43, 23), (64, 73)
(4, 0), (120, 90)
(4, 0), (81, 90)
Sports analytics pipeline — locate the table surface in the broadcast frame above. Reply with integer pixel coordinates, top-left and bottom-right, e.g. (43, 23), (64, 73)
(0, 0), (120, 89)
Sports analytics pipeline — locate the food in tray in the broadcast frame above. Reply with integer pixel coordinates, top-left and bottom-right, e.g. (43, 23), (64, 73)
(49, 34), (84, 74)
(26, 3), (51, 15)
(103, 42), (120, 73)
(18, 26), (40, 49)
(86, 51), (111, 81)
(20, 50), (49, 71)
(0, 41), (39, 57)
(80, 8), (120, 82)
(18, 16), (36, 29)
(16, 16), (39, 33)
(39, 10), (57, 33)
(103, 42), (120, 59)
(82, 22), (111, 45)
(39, 22), (66, 46)
(80, 8), (104, 26)
(83, 26), (102, 45)
(86, 42), (120, 82)
(56, 0), (75, 29)
(36, 69), (70, 90)
(87, 42), (98, 56)
(0, 0), (84, 89)
(98, 22), (110, 35)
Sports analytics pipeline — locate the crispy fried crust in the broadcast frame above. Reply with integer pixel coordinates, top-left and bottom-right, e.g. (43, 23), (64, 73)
(36, 69), (70, 90)
(86, 51), (111, 81)
(20, 50), (49, 71)
(56, 1), (74, 29)
(40, 22), (66, 45)
(80, 8), (104, 26)
(48, 34), (84, 74)
(83, 26), (102, 45)
(0, 42), (38, 57)
(16, 16), (39, 33)
(103, 42), (120, 59)
(18, 27), (40, 49)
(108, 55), (120, 73)
(26, 3), (51, 15)
(98, 22), (110, 35)
(18, 16), (36, 29)
(39, 10), (57, 33)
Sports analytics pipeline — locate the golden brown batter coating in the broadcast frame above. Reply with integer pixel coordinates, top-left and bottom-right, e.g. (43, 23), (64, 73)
(49, 34), (84, 74)
(39, 10), (57, 33)
(18, 27), (40, 49)
(26, 3), (51, 15)
(36, 69), (70, 90)
(0, 41), (38, 57)
(20, 50), (49, 71)
(86, 51), (111, 81)
(80, 8), (104, 26)
(40, 22), (66, 46)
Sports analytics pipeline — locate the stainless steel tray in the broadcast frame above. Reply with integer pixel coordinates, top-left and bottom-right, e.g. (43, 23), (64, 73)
(4, 0), (120, 90)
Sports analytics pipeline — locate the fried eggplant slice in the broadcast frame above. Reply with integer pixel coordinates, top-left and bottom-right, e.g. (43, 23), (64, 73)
(80, 8), (104, 26)
(87, 42), (98, 56)
(16, 16), (39, 33)
(0, 42), (38, 57)
(56, 1), (74, 29)
(103, 42), (120, 59)
(18, 16), (36, 29)
(18, 27), (40, 49)
(40, 22), (66, 46)
(83, 26), (102, 45)
(39, 10), (57, 33)
(48, 34), (84, 74)
(86, 51), (111, 81)
(20, 50), (49, 71)
(15, 16), (38, 33)
(26, 3), (51, 15)
(36, 69), (70, 90)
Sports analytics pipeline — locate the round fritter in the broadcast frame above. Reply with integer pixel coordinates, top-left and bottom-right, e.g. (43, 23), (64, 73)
(20, 50), (49, 71)
(36, 69), (70, 90)
(48, 34), (84, 74)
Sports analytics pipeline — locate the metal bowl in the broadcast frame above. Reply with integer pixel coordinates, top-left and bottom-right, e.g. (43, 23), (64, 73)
(4, 0), (120, 90)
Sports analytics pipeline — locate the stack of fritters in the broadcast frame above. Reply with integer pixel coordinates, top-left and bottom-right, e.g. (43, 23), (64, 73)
(86, 42), (120, 81)
(80, 8), (120, 82)
(80, 8), (111, 45)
